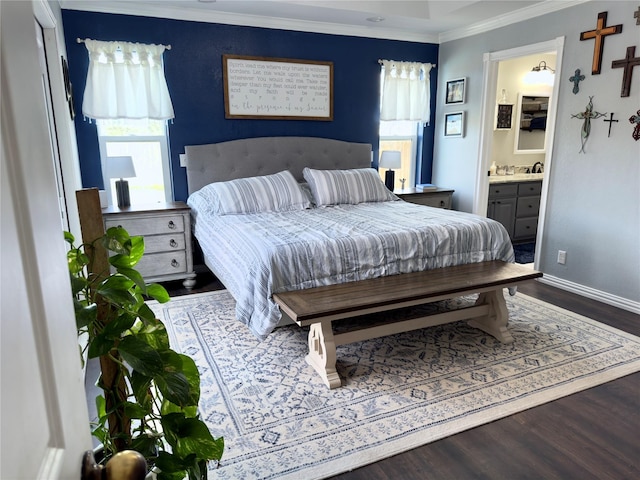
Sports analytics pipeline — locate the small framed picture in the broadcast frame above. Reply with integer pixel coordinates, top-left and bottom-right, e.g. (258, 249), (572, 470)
(444, 111), (464, 137)
(495, 104), (513, 129)
(445, 77), (466, 105)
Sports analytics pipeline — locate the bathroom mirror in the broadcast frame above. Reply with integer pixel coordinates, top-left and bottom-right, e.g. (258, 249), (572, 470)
(514, 92), (549, 154)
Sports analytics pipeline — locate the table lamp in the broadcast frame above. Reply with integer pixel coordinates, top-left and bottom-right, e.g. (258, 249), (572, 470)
(379, 150), (402, 191)
(108, 156), (136, 208)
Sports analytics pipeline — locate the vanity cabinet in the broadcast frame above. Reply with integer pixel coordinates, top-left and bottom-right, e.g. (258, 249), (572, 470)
(487, 184), (517, 238)
(513, 181), (542, 242)
(487, 180), (542, 242)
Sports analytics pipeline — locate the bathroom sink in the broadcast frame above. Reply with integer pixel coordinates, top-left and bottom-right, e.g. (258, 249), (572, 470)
(489, 172), (543, 183)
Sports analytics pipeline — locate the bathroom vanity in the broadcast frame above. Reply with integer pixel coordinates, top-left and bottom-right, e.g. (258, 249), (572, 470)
(487, 174), (543, 243)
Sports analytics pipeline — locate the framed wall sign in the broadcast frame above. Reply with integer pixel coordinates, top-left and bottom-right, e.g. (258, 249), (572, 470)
(444, 111), (465, 137)
(223, 54), (333, 120)
(496, 104), (513, 129)
(445, 77), (466, 105)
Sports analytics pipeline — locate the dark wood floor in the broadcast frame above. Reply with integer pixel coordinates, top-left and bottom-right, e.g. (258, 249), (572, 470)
(164, 273), (640, 480)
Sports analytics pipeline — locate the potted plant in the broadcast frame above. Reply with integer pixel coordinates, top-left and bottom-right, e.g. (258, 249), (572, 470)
(66, 226), (223, 480)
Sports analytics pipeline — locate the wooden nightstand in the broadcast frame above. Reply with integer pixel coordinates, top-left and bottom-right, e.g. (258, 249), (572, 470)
(102, 202), (197, 290)
(395, 188), (455, 209)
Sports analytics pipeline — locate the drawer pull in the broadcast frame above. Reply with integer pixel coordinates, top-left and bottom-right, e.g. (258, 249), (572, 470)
(170, 239), (178, 248)
(168, 220), (176, 230)
(171, 259), (180, 268)
(439, 200), (445, 207)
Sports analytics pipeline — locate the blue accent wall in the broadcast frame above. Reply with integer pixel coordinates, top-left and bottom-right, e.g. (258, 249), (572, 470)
(62, 10), (438, 201)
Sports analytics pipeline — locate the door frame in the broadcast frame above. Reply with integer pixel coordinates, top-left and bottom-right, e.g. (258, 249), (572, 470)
(1, 1), (92, 478)
(34, 0), (83, 239)
(474, 37), (564, 268)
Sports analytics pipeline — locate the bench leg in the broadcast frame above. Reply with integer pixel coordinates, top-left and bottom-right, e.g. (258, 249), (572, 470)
(305, 321), (342, 389)
(468, 289), (514, 343)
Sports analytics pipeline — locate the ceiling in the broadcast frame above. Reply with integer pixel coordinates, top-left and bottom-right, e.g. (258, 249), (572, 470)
(60, 0), (586, 43)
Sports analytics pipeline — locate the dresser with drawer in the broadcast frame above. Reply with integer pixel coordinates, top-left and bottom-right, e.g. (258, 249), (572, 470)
(395, 188), (454, 209)
(102, 202), (196, 289)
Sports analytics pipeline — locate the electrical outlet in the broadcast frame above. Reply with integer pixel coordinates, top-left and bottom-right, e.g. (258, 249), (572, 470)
(557, 250), (567, 265)
(179, 154), (186, 167)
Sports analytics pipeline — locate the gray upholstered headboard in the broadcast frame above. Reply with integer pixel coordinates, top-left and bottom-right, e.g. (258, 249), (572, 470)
(184, 136), (372, 194)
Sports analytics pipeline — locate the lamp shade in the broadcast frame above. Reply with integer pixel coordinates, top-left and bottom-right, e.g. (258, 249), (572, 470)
(108, 156), (136, 179)
(379, 150), (402, 169)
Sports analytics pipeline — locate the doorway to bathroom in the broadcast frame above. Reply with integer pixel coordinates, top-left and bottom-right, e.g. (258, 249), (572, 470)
(475, 38), (565, 268)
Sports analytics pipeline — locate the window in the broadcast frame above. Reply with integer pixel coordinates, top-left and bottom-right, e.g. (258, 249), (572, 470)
(379, 120), (418, 190)
(378, 59), (432, 191)
(97, 119), (173, 206)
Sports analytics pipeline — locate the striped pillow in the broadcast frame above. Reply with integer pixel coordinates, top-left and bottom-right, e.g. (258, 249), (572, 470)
(191, 170), (311, 215)
(303, 167), (398, 206)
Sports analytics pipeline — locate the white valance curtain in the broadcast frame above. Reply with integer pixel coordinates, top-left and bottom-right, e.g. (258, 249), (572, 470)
(81, 39), (174, 121)
(379, 60), (433, 124)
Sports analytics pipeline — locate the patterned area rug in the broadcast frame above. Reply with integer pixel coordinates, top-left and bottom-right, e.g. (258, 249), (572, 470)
(149, 291), (640, 480)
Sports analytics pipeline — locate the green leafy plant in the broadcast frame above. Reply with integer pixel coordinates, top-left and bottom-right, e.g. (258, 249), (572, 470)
(66, 227), (223, 480)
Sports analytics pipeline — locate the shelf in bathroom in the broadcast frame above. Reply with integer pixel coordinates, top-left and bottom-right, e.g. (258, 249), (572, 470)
(489, 173), (544, 184)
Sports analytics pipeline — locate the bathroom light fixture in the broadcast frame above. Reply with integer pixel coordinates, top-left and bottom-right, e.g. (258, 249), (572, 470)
(524, 60), (556, 86)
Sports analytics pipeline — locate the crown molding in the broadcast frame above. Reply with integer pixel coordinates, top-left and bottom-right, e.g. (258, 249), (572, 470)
(60, 1), (439, 44)
(61, 0), (591, 45)
(439, 0), (591, 43)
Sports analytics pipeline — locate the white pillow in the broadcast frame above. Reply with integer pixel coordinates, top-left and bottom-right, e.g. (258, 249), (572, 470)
(188, 170), (311, 215)
(302, 167), (398, 206)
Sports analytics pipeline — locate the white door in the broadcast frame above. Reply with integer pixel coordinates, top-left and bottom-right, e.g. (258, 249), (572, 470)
(1, 2), (93, 479)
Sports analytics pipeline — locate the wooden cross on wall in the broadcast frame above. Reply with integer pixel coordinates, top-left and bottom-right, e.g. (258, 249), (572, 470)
(580, 11), (623, 74)
(612, 46), (640, 97)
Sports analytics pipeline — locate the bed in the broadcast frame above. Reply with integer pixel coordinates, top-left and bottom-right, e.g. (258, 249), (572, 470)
(184, 137), (517, 341)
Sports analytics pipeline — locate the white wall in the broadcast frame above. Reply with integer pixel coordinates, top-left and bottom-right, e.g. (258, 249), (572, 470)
(433, 1), (640, 308)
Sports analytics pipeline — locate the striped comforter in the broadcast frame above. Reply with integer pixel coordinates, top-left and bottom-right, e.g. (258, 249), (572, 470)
(191, 200), (514, 340)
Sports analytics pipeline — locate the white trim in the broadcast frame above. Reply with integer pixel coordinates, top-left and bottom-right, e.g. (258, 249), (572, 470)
(98, 131), (174, 206)
(37, 448), (64, 480)
(439, 0), (589, 43)
(59, 0), (589, 45)
(474, 53), (499, 217)
(60, 1), (440, 43)
(537, 276), (640, 315)
(33, 0), (56, 28)
(534, 38), (564, 271)
(379, 134), (418, 188)
(475, 37), (564, 273)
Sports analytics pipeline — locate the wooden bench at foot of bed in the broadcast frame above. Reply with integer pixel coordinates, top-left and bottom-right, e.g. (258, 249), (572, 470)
(273, 260), (542, 389)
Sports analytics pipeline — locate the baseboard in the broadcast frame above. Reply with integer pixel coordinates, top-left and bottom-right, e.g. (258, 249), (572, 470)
(538, 275), (640, 315)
